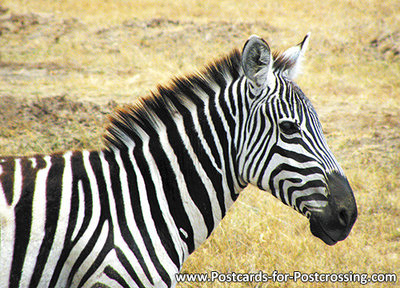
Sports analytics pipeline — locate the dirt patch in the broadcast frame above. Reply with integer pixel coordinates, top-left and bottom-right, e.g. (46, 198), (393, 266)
(0, 10), (83, 37)
(0, 10), (85, 80)
(0, 95), (117, 154)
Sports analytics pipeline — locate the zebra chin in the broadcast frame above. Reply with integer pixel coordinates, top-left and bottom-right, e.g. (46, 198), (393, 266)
(308, 172), (358, 245)
(309, 215), (344, 245)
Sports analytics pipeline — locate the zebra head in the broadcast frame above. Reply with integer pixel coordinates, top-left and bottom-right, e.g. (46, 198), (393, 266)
(238, 34), (357, 245)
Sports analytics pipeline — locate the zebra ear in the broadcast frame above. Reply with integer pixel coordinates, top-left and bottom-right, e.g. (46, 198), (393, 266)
(277, 33), (311, 79)
(242, 35), (273, 88)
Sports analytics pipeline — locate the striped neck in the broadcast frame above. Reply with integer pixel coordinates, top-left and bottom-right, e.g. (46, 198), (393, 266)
(102, 49), (248, 254)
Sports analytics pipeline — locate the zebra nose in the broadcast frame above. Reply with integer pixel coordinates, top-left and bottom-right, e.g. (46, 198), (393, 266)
(309, 172), (358, 245)
(326, 172), (357, 231)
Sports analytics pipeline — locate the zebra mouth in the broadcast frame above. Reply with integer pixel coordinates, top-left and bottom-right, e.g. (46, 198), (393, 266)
(309, 216), (338, 245)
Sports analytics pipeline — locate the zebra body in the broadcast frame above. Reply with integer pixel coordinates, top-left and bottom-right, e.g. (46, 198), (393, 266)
(1, 150), (185, 287)
(0, 34), (357, 287)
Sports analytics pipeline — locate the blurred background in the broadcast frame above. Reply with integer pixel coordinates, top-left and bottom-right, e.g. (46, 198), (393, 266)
(0, 0), (399, 287)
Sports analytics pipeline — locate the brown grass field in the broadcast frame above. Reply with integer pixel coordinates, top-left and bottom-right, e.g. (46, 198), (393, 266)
(0, 0), (399, 287)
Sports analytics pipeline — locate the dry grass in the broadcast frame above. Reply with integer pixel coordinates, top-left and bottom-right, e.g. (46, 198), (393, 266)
(0, 0), (399, 287)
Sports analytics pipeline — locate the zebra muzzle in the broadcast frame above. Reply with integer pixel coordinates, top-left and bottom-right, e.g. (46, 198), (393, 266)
(309, 172), (357, 245)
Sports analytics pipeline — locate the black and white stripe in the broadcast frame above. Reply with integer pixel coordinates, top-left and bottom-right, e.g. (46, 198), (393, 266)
(0, 34), (357, 287)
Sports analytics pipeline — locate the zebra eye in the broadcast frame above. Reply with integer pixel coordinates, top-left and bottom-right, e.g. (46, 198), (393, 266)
(279, 120), (300, 135)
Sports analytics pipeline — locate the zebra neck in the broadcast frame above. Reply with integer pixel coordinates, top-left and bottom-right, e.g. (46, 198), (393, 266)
(101, 48), (248, 256)
(103, 109), (244, 253)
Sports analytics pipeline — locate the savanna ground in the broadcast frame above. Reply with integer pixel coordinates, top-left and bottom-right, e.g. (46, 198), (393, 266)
(0, 0), (399, 287)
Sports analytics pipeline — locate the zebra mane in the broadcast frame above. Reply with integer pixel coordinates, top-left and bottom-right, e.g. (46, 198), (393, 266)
(104, 49), (243, 149)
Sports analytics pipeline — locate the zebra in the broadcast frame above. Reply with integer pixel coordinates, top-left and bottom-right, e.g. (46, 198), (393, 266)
(0, 33), (357, 288)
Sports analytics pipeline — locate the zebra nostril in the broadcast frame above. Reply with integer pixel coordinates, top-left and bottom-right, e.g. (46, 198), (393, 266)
(338, 208), (349, 227)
